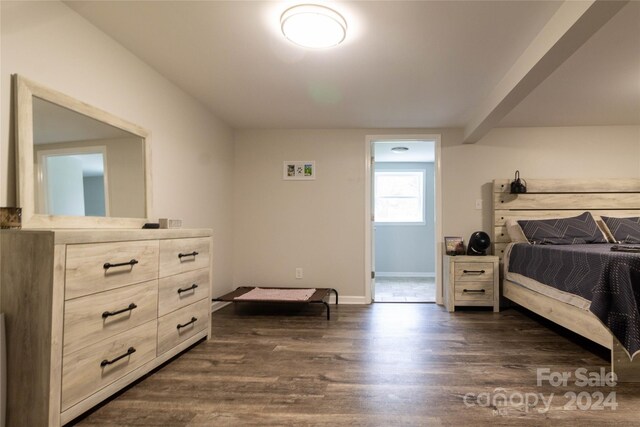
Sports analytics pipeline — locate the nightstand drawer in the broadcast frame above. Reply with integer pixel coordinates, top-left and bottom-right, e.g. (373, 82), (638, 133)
(454, 282), (494, 302)
(454, 262), (494, 282)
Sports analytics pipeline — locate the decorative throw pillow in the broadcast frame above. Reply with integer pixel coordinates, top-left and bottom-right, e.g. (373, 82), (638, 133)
(595, 217), (617, 243)
(600, 216), (640, 244)
(505, 218), (530, 243)
(517, 212), (608, 245)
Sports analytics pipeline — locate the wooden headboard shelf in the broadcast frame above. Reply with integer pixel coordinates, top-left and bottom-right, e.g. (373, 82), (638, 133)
(492, 178), (640, 260)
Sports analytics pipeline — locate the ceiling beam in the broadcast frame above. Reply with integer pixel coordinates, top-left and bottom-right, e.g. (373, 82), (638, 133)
(463, 0), (628, 143)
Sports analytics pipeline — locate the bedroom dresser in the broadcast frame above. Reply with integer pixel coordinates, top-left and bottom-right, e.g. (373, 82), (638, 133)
(0, 228), (212, 426)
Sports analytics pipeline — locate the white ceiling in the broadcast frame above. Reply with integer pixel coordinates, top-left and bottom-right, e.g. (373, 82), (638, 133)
(374, 141), (434, 163)
(501, 0), (640, 127)
(65, 1), (639, 130)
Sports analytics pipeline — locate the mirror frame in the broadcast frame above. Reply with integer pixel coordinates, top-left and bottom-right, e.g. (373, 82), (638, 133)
(14, 74), (153, 228)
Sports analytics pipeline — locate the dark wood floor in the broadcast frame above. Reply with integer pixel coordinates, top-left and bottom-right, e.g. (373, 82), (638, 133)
(77, 303), (640, 426)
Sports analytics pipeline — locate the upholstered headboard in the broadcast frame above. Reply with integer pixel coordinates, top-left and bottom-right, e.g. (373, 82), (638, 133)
(492, 178), (640, 261)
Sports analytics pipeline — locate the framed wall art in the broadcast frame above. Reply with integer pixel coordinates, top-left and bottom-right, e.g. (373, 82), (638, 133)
(283, 161), (315, 180)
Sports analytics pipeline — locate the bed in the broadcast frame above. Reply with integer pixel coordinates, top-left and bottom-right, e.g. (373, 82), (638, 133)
(492, 178), (640, 382)
(213, 286), (339, 319)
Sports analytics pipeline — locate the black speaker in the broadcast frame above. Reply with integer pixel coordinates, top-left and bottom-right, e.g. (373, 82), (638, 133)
(467, 231), (491, 256)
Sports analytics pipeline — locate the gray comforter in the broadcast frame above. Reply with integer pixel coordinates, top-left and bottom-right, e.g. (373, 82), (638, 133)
(508, 243), (640, 357)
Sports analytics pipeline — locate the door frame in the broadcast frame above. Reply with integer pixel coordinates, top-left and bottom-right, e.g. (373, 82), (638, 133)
(364, 134), (443, 304)
(36, 145), (110, 216)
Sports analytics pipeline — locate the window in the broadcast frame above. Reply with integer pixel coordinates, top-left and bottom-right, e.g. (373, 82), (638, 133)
(374, 171), (425, 223)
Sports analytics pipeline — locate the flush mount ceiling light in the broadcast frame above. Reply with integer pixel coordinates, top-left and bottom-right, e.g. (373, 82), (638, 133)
(281, 4), (347, 49)
(391, 146), (409, 153)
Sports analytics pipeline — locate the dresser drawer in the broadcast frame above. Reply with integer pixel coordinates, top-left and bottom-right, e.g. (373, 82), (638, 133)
(63, 280), (158, 356)
(157, 298), (209, 355)
(65, 240), (159, 300)
(61, 320), (157, 411)
(158, 268), (209, 316)
(454, 262), (494, 282)
(159, 237), (210, 277)
(454, 282), (494, 302)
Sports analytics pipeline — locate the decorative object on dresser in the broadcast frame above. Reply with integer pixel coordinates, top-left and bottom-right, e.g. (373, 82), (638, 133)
(159, 218), (183, 229)
(0, 228), (212, 426)
(444, 236), (465, 256)
(492, 177), (640, 382)
(443, 255), (499, 312)
(0, 208), (21, 229)
(466, 231), (491, 256)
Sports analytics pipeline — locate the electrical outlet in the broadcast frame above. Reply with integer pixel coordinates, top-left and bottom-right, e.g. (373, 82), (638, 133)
(475, 199), (483, 210)
(295, 268), (303, 279)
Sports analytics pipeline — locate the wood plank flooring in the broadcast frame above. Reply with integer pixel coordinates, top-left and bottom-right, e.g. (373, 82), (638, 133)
(75, 303), (640, 426)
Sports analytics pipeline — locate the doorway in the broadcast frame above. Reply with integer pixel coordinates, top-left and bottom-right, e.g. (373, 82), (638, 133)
(365, 136), (442, 304)
(36, 146), (110, 217)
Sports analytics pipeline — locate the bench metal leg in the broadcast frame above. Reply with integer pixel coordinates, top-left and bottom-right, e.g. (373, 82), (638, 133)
(323, 302), (330, 320)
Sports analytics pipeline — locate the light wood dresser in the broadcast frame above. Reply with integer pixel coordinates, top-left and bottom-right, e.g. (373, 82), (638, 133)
(443, 255), (499, 312)
(0, 228), (212, 426)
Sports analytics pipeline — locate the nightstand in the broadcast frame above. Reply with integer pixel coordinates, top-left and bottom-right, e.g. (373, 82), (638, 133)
(443, 255), (499, 312)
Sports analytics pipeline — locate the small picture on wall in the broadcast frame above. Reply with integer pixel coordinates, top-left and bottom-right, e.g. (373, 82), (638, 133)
(445, 236), (465, 256)
(283, 161), (315, 180)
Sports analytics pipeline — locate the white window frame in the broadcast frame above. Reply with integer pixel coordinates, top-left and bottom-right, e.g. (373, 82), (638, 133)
(374, 169), (426, 226)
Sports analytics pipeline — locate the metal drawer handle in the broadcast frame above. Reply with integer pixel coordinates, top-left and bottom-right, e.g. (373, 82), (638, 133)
(463, 289), (486, 293)
(463, 269), (485, 274)
(177, 317), (197, 330)
(104, 259), (138, 270)
(178, 251), (199, 259)
(177, 284), (198, 294)
(102, 303), (137, 319)
(100, 347), (136, 367)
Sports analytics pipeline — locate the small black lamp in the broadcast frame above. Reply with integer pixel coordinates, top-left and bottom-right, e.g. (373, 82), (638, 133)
(467, 231), (491, 256)
(510, 170), (527, 194)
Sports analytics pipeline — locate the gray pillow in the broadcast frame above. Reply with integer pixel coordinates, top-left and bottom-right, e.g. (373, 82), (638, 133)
(517, 212), (607, 245)
(601, 216), (640, 244)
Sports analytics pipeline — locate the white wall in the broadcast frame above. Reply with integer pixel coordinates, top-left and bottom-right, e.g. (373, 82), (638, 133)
(233, 128), (457, 301)
(46, 155), (85, 216)
(234, 126), (640, 300)
(1, 1), (235, 297)
(444, 126), (640, 240)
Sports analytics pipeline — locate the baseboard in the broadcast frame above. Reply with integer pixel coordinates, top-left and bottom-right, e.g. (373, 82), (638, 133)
(211, 301), (231, 312)
(328, 295), (369, 305)
(376, 272), (435, 278)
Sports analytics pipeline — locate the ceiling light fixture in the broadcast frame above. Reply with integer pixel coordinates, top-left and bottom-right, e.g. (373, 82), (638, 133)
(281, 4), (347, 49)
(391, 146), (409, 153)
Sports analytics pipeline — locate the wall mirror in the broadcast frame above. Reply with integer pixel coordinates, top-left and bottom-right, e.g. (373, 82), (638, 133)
(14, 75), (152, 228)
